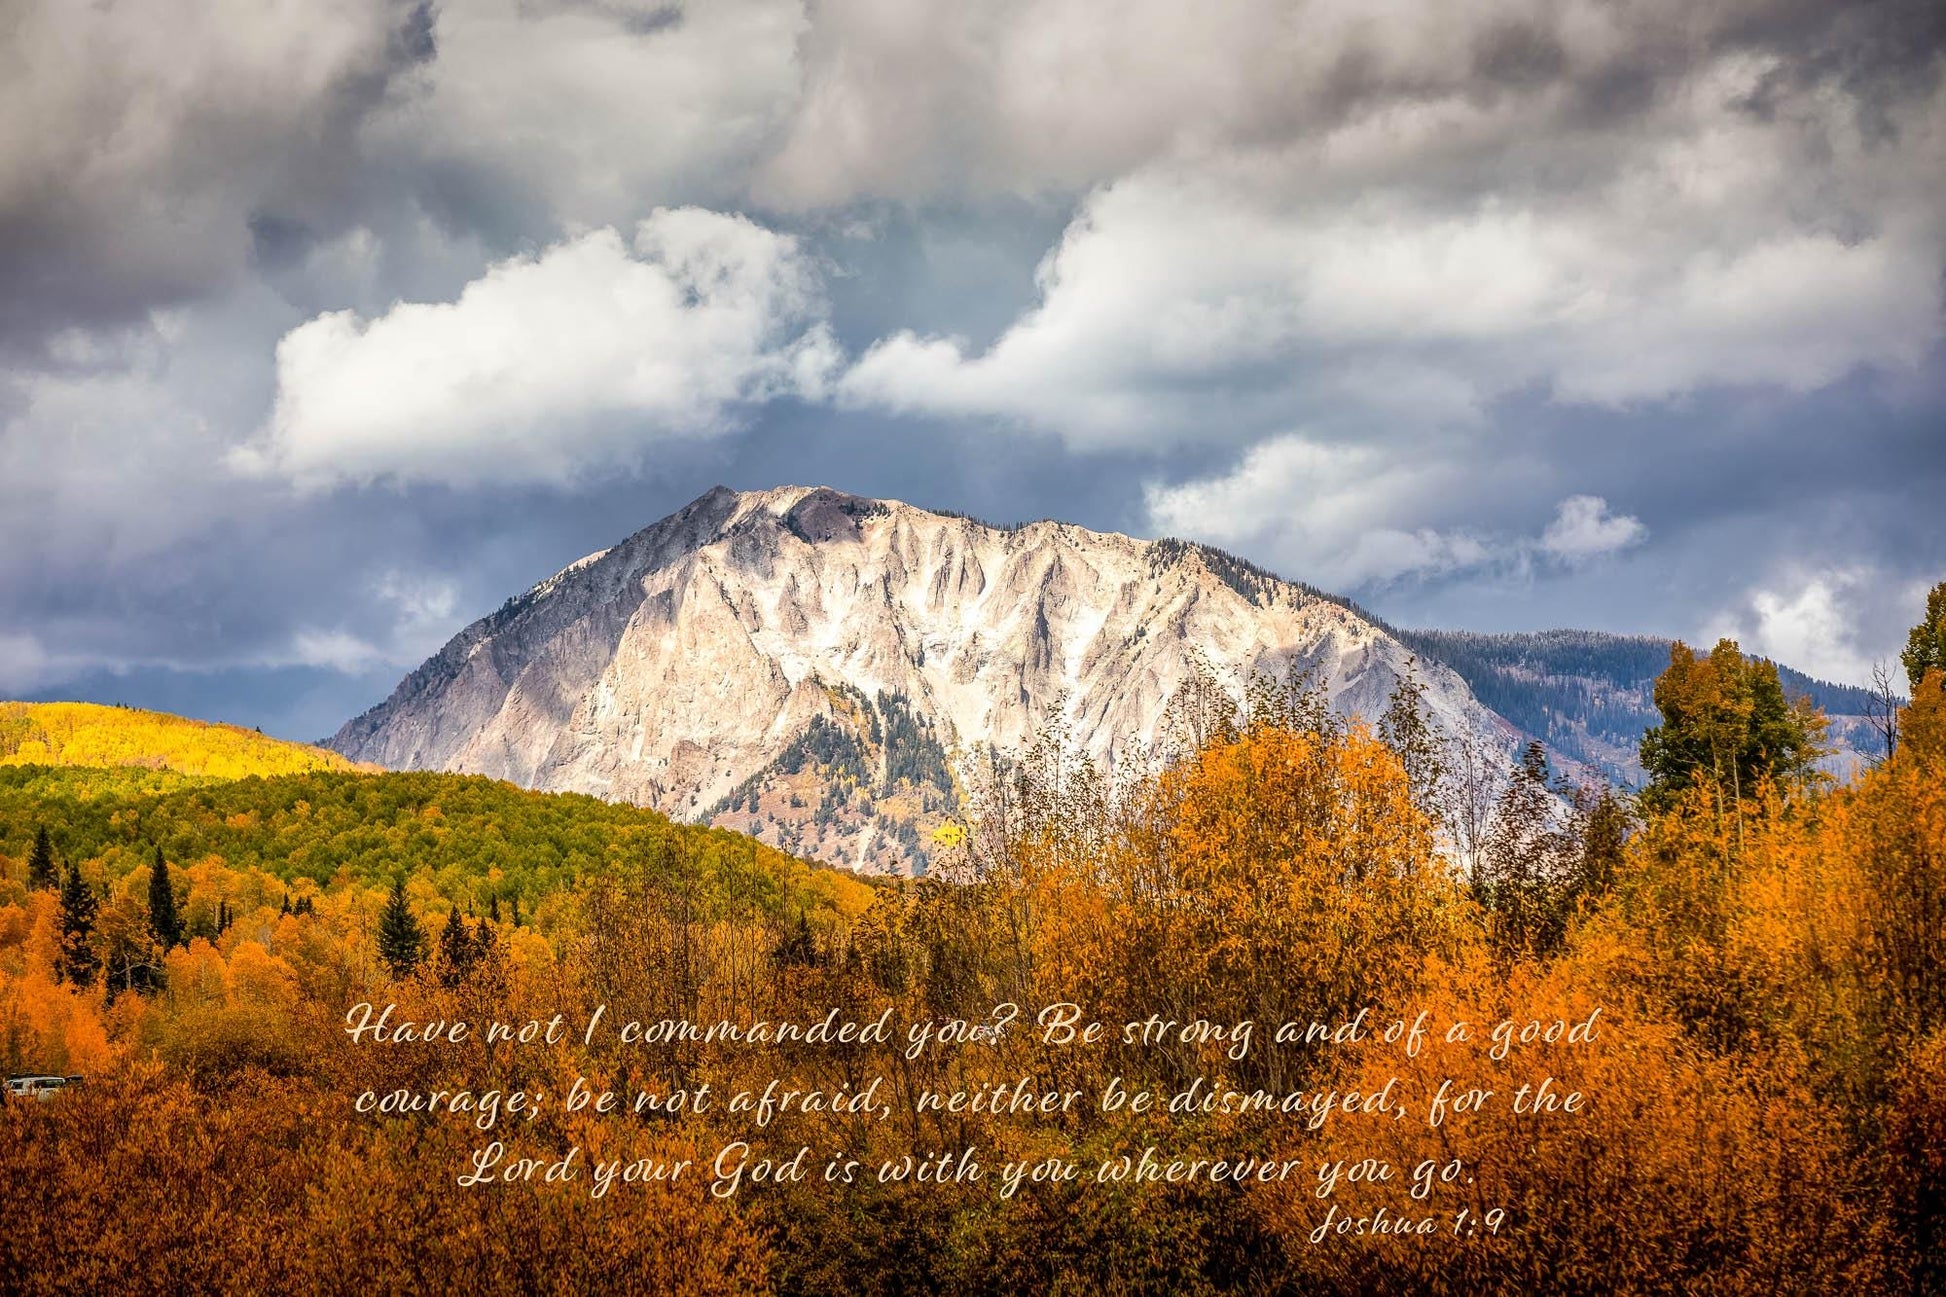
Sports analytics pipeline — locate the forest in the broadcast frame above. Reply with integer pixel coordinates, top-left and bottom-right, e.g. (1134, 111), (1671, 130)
(0, 588), (1942, 1296)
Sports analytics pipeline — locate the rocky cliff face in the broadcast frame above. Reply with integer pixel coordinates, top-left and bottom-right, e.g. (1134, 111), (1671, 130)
(328, 485), (1522, 872)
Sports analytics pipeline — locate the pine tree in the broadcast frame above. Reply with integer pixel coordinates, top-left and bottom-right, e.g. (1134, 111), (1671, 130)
(57, 860), (101, 986)
(774, 911), (820, 968)
(280, 893), (291, 917)
(1379, 659), (1448, 815)
(488, 894), (501, 924)
(1475, 743), (1579, 957)
(1904, 581), (1946, 693)
(472, 916), (505, 995)
(1572, 786), (1632, 902)
(377, 879), (425, 978)
(148, 845), (183, 950)
(436, 904), (477, 987)
(27, 826), (57, 890)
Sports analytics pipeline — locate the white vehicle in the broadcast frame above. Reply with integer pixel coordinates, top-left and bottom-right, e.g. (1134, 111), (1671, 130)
(5, 1075), (81, 1102)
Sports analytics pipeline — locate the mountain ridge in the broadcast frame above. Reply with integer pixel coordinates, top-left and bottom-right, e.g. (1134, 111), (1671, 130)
(327, 485), (1525, 872)
(1392, 626), (1883, 785)
(326, 485), (1881, 870)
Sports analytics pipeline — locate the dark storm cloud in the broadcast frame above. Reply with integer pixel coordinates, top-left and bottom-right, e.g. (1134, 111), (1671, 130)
(0, 0), (437, 355)
(1, 0), (1943, 735)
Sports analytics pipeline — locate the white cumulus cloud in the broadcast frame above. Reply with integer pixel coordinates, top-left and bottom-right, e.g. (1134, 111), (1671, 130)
(1541, 495), (1647, 563)
(840, 130), (1942, 449)
(1145, 435), (1647, 590)
(237, 209), (840, 489)
(1143, 434), (1496, 588)
(1701, 568), (1900, 688)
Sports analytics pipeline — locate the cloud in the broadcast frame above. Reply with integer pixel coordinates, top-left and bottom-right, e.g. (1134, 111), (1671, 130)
(1144, 435), (1647, 589)
(0, 0), (418, 348)
(839, 96), (1943, 447)
(1703, 568), (1886, 686)
(0, 633), (53, 694)
(281, 569), (460, 675)
(237, 209), (841, 488)
(0, 332), (233, 571)
(0, 0), (807, 351)
(832, 17), (1945, 450)
(6, 0), (1941, 357)
(282, 629), (394, 675)
(1541, 495), (1647, 562)
(758, 0), (1946, 208)
(366, 0), (807, 226)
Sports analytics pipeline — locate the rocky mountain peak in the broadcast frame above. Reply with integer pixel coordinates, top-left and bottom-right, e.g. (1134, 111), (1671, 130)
(328, 486), (1520, 873)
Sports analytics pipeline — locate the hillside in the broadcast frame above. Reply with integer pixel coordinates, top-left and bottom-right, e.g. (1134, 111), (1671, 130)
(0, 763), (868, 937)
(328, 485), (1524, 873)
(1, 698), (865, 937)
(1, 701), (363, 780)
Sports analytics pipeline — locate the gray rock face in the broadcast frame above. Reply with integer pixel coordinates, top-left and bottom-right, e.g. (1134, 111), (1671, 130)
(328, 485), (1522, 872)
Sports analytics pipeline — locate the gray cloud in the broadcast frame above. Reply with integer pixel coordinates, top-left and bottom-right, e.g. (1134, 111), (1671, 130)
(0, 0), (429, 351)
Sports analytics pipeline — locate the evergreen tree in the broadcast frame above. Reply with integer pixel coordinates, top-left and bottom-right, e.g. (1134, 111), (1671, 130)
(471, 915), (505, 995)
(57, 860), (101, 986)
(27, 825), (57, 890)
(377, 878), (425, 978)
(1379, 659), (1448, 818)
(1903, 581), (1946, 693)
(1474, 743), (1579, 957)
(488, 894), (501, 924)
(436, 904), (477, 987)
(147, 845), (183, 950)
(774, 911), (820, 968)
(280, 893), (291, 917)
(1572, 786), (1632, 902)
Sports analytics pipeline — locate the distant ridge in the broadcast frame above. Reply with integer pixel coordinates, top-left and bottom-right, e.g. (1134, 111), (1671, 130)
(1392, 628), (1884, 786)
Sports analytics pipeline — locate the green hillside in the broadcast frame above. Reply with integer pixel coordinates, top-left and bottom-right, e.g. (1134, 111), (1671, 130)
(0, 764), (868, 927)
(0, 703), (870, 936)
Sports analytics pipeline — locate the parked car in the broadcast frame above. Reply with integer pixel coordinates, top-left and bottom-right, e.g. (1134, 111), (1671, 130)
(5, 1075), (82, 1102)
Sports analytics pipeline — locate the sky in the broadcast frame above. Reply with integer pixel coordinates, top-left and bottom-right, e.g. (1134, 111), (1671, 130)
(2, 0), (1942, 741)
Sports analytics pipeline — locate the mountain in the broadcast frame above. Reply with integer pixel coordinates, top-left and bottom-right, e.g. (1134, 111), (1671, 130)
(1391, 628), (1886, 786)
(327, 485), (1527, 873)
(1, 701), (364, 779)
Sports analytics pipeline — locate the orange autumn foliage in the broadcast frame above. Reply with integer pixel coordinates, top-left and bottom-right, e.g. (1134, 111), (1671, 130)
(0, 664), (1940, 1292)
(1265, 946), (1888, 1295)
